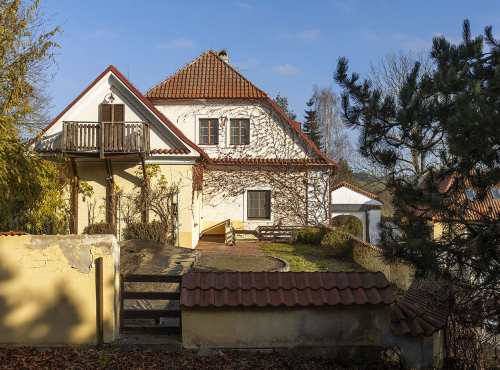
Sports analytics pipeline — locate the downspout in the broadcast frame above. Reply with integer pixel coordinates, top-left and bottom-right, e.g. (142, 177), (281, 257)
(176, 192), (180, 247)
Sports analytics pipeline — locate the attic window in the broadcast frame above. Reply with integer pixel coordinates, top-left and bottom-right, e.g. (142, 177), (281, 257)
(491, 188), (500, 199)
(465, 188), (476, 200)
(230, 119), (250, 144)
(199, 119), (218, 144)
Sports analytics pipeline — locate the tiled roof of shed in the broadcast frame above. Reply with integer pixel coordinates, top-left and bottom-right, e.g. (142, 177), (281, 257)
(390, 280), (448, 337)
(146, 50), (268, 99)
(332, 182), (382, 203)
(180, 271), (396, 308)
(211, 158), (332, 166)
(0, 231), (27, 236)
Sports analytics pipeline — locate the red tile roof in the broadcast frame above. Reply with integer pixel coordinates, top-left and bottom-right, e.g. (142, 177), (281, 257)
(181, 271), (396, 308)
(211, 158), (333, 166)
(146, 51), (268, 100)
(0, 231), (27, 236)
(35, 148), (62, 154)
(151, 148), (191, 154)
(416, 171), (500, 221)
(390, 279), (448, 337)
(351, 236), (384, 253)
(332, 182), (382, 203)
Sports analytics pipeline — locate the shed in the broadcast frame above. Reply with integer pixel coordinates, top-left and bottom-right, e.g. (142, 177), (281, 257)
(180, 271), (396, 358)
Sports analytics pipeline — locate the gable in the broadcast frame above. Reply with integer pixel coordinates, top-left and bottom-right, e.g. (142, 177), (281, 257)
(331, 182), (382, 205)
(32, 66), (207, 160)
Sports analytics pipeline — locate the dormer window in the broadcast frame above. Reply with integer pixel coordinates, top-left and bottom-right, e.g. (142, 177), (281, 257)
(199, 119), (218, 144)
(491, 188), (500, 199)
(230, 119), (249, 144)
(465, 188), (476, 200)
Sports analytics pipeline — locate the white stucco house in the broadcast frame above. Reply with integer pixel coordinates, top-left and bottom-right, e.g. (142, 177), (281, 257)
(331, 182), (383, 245)
(32, 50), (339, 248)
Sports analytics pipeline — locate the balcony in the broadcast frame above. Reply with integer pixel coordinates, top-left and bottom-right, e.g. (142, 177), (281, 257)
(62, 121), (150, 158)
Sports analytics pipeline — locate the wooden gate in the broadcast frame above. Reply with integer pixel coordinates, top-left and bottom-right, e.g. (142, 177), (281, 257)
(120, 274), (182, 334)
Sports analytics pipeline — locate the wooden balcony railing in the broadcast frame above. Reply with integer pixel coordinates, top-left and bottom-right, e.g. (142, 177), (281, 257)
(62, 121), (150, 158)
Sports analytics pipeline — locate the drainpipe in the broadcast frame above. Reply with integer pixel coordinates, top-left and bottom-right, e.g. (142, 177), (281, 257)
(119, 193), (122, 241)
(176, 192), (180, 247)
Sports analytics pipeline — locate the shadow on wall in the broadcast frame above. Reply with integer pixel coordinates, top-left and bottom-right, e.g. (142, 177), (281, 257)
(0, 253), (92, 346)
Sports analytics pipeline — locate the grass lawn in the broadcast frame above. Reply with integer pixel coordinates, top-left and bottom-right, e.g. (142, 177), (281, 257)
(261, 243), (366, 272)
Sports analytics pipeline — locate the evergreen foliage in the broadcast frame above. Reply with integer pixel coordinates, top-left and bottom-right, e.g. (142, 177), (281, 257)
(272, 92), (297, 120)
(335, 20), (500, 350)
(302, 98), (323, 151)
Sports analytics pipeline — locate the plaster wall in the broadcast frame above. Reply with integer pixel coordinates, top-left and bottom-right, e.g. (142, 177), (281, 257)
(154, 100), (318, 160)
(182, 305), (393, 350)
(73, 162), (199, 249)
(0, 235), (120, 346)
(331, 187), (381, 206)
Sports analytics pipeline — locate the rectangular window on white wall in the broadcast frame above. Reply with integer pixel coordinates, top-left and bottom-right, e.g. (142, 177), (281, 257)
(230, 119), (249, 144)
(247, 190), (271, 219)
(199, 119), (218, 144)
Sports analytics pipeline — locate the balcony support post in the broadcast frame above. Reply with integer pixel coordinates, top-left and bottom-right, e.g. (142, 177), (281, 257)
(141, 156), (150, 223)
(71, 159), (79, 234)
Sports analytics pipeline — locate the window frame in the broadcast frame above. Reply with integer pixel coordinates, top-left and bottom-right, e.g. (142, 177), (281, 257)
(244, 188), (272, 222)
(198, 118), (219, 145)
(465, 188), (476, 201)
(491, 188), (500, 200)
(230, 118), (250, 145)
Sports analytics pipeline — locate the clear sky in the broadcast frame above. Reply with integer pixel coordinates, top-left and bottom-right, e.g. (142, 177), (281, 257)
(46, 0), (500, 130)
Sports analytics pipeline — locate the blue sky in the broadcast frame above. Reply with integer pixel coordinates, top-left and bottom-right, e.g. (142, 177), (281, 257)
(47, 0), (500, 130)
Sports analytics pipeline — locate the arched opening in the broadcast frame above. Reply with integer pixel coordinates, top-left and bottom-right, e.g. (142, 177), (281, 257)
(332, 215), (363, 239)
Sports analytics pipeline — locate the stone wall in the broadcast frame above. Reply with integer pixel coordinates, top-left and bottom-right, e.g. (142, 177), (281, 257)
(352, 237), (414, 291)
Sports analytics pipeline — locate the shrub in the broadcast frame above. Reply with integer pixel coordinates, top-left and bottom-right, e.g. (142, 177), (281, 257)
(83, 222), (115, 235)
(320, 230), (353, 261)
(296, 227), (327, 245)
(129, 221), (171, 243)
(332, 215), (363, 238)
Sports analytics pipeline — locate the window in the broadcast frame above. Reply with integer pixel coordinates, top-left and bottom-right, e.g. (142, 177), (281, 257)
(199, 119), (218, 144)
(492, 188), (500, 199)
(247, 190), (271, 219)
(230, 119), (250, 144)
(101, 104), (124, 122)
(465, 188), (476, 200)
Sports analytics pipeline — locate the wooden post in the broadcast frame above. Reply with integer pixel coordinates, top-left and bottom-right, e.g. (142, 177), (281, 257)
(141, 156), (150, 223)
(105, 159), (116, 229)
(95, 257), (104, 346)
(71, 159), (79, 234)
(100, 123), (104, 158)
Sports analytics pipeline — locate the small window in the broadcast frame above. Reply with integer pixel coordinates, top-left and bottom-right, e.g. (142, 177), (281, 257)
(199, 119), (218, 144)
(230, 119), (250, 144)
(491, 188), (500, 199)
(247, 190), (271, 219)
(465, 188), (476, 200)
(101, 104), (124, 122)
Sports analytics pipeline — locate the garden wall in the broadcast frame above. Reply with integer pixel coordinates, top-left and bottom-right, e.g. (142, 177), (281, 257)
(352, 237), (414, 290)
(0, 234), (120, 346)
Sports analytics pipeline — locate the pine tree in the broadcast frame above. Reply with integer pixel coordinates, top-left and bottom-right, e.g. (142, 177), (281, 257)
(302, 99), (323, 151)
(273, 92), (297, 120)
(335, 20), (500, 361)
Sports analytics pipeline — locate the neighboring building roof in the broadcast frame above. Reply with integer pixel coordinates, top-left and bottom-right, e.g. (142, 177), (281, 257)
(31, 65), (211, 163)
(332, 182), (382, 203)
(146, 50), (268, 100)
(180, 271), (396, 308)
(390, 280), (448, 337)
(416, 171), (500, 221)
(211, 157), (333, 166)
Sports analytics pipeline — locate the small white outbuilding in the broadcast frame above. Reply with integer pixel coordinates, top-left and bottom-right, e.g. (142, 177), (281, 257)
(331, 182), (383, 245)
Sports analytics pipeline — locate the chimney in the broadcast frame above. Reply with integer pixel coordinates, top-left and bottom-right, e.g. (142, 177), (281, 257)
(217, 49), (229, 63)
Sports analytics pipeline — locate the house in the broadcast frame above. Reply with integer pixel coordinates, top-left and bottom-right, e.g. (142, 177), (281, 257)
(415, 171), (500, 239)
(33, 50), (337, 248)
(331, 182), (383, 244)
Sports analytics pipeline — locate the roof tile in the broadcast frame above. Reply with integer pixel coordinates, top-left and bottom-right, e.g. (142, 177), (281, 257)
(181, 271), (396, 308)
(146, 51), (268, 100)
